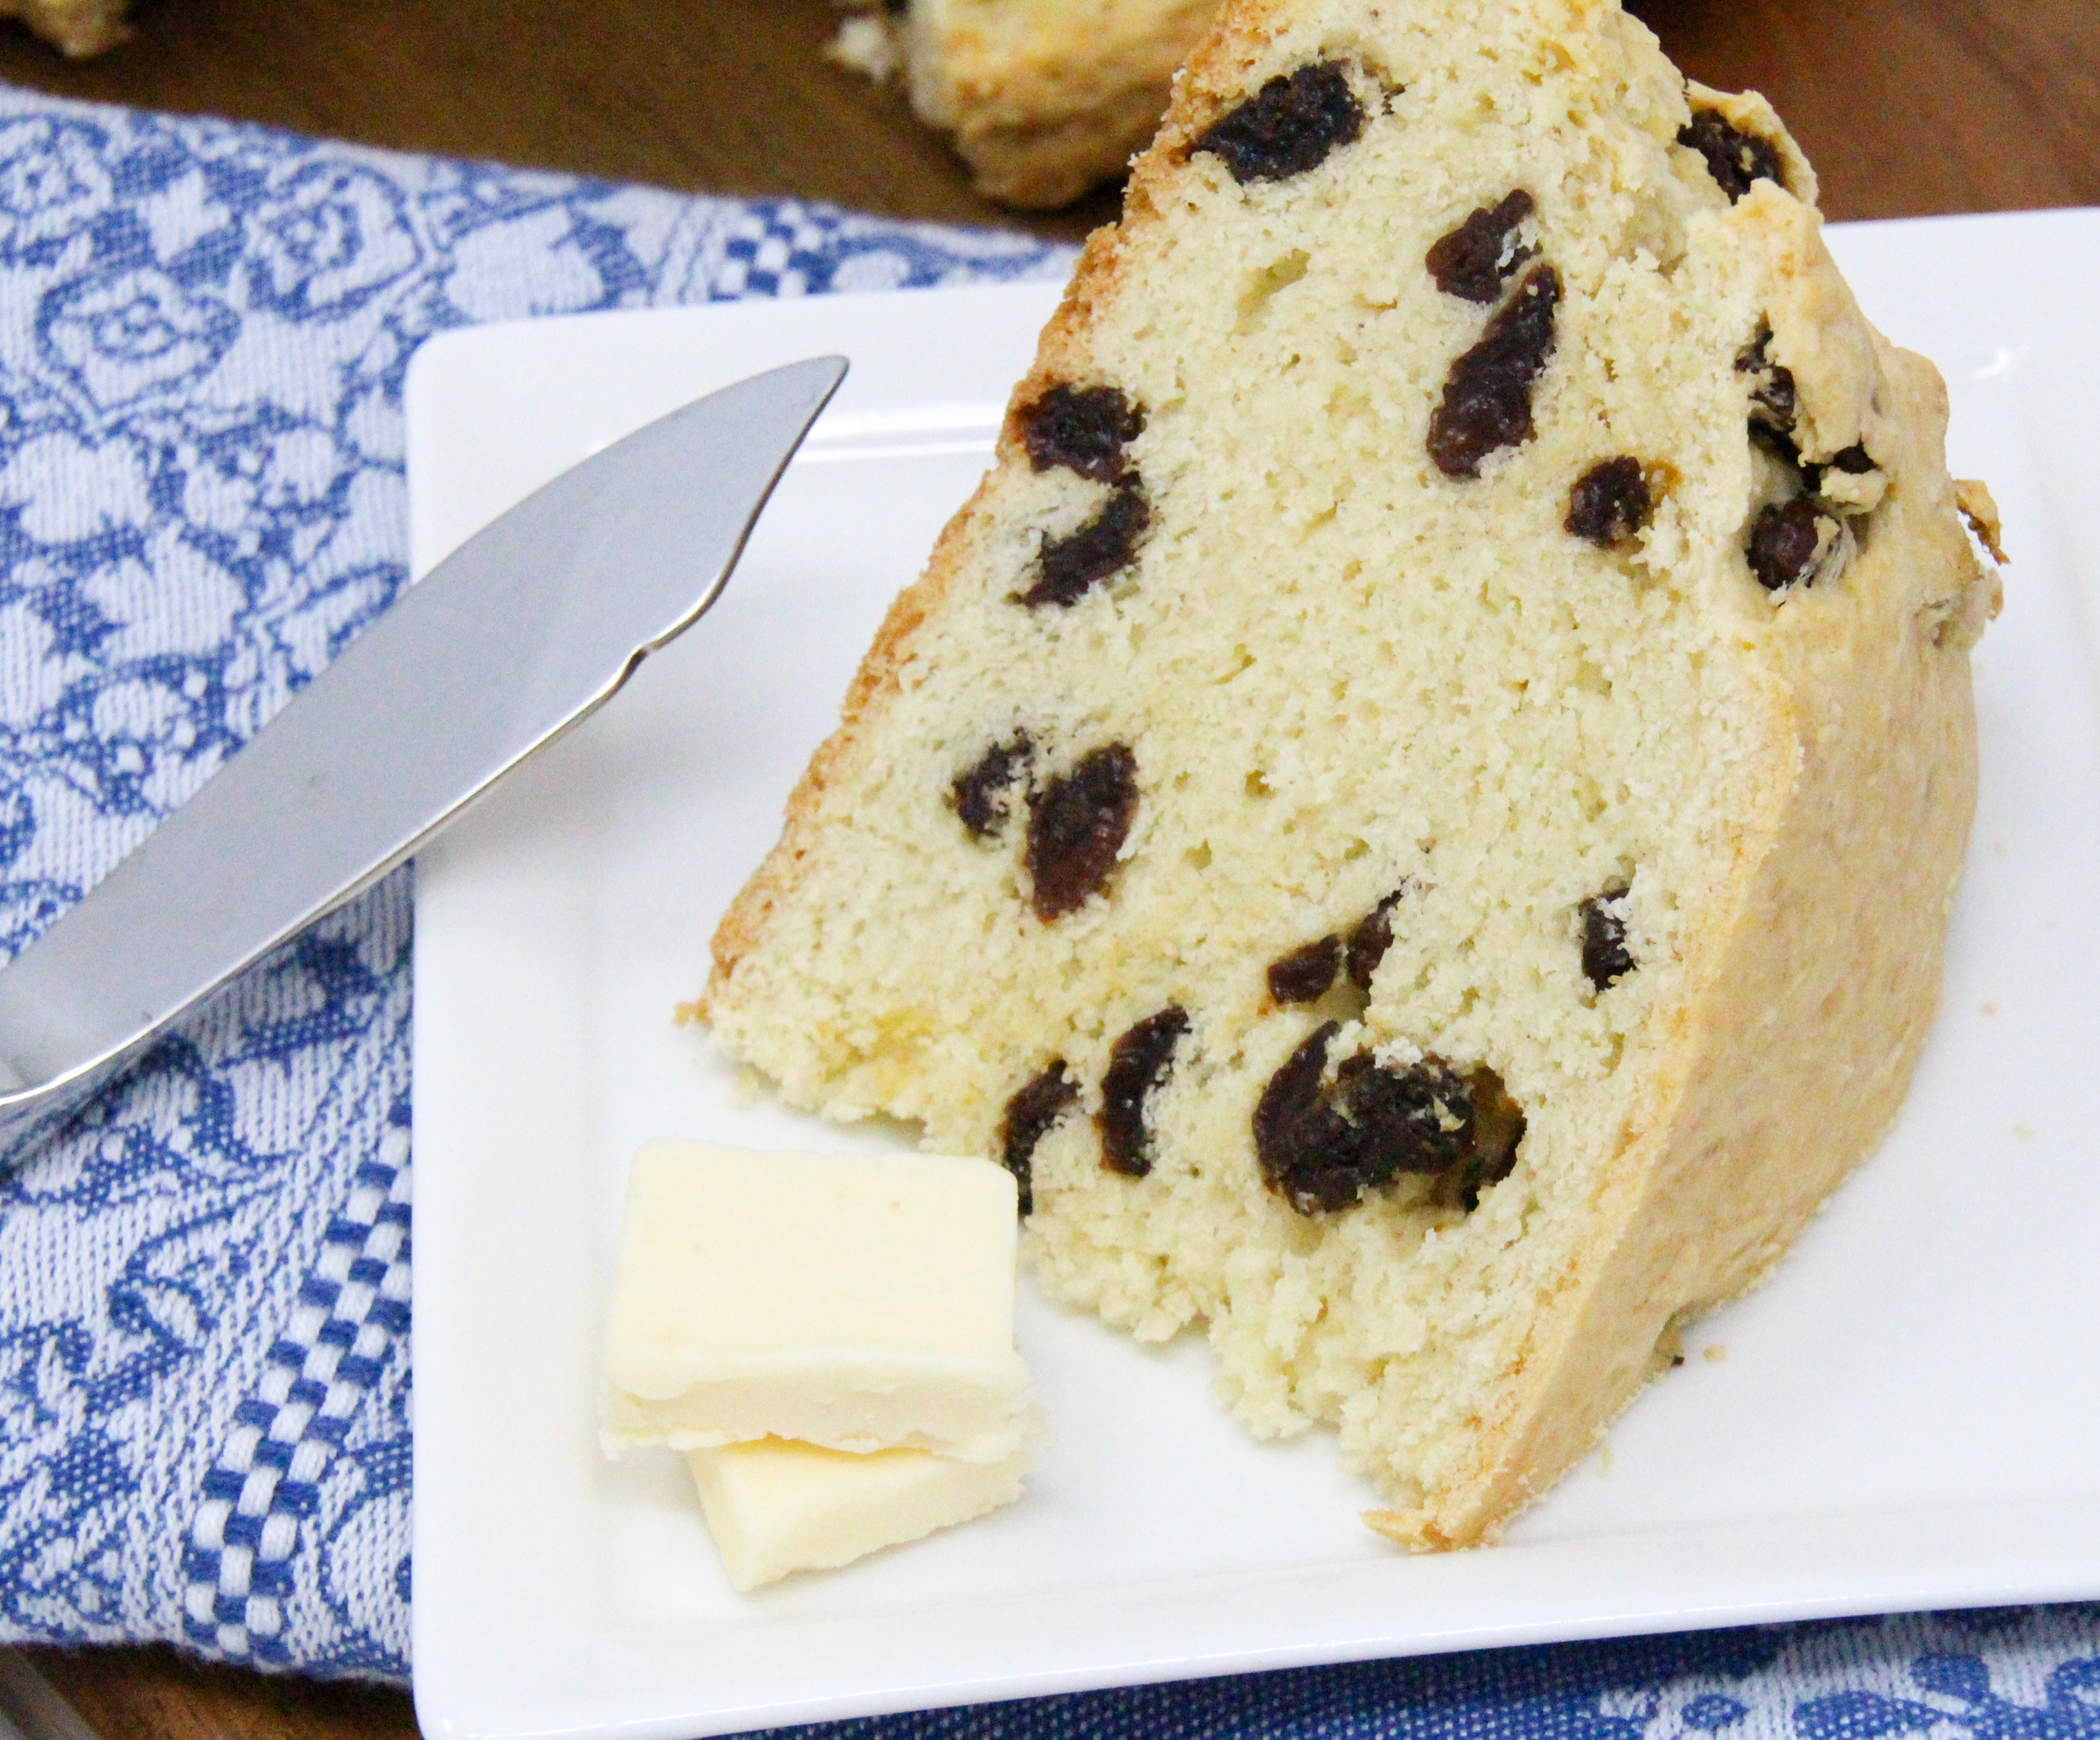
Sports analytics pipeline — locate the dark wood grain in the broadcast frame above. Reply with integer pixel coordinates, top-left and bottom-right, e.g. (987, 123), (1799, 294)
(1627, 0), (2100, 219)
(0, 2), (2090, 1737)
(1, 0), (2088, 240)
(0, 0), (1125, 241)
(19, 1644), (419, 1740)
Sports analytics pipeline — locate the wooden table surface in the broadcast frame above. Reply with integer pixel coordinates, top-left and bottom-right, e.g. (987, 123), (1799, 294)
(2, 1), (2095, 1735)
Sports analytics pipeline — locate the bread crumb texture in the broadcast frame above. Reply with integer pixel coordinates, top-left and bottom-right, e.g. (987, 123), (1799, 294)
(706, 0), (1996, 1549)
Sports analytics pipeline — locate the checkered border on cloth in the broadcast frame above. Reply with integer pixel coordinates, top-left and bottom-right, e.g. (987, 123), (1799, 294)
(711, 204), (843, 299)
(179, 1128), (411, 1663)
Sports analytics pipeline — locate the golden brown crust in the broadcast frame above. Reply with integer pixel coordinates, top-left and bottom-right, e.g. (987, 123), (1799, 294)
(1954, 477), (2009, 569)
(1742, 184), (1885, 464)
(706, 467), (1003, 1005)
(948, 84), (1179, 208)
(1682, 82), (1820, 212)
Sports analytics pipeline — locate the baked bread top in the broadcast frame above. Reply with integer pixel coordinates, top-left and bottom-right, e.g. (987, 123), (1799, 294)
(896, 0), (1221, 205)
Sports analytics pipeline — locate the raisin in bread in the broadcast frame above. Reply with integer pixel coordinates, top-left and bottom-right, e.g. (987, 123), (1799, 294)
(836, 0), (1221, 207)
(709, 0), (2000, 1547)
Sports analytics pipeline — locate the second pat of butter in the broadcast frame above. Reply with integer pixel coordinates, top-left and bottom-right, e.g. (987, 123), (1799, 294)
(689, 1439), (1031, 1591)
(602, 1141), (1033, 1461)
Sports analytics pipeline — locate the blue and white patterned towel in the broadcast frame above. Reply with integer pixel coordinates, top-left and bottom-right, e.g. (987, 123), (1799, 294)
(0, 81), (2093, 1734)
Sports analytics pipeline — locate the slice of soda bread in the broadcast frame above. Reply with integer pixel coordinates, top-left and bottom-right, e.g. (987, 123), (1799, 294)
(708, 0), (1999, 1547)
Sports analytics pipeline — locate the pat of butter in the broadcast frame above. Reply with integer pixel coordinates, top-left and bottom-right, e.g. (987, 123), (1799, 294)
(600, 1140), (1034, 1461)
(688, 1438), (1030, 1591)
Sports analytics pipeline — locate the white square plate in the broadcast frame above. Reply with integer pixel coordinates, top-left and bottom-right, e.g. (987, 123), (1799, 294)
(408, 211), (2100, 1740)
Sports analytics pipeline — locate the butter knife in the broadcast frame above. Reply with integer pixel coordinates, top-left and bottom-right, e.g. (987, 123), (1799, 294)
(0, 354), (847, 1166)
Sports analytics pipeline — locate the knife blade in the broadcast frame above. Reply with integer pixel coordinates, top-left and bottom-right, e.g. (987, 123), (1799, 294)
(0, 353), (847, 1164)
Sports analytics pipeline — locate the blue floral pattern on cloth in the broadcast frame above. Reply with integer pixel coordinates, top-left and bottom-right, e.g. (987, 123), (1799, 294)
(0, 81), (2093, 1737)
(0, 85), (1058, 1683)
(781, 1610), (2100, 1740)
